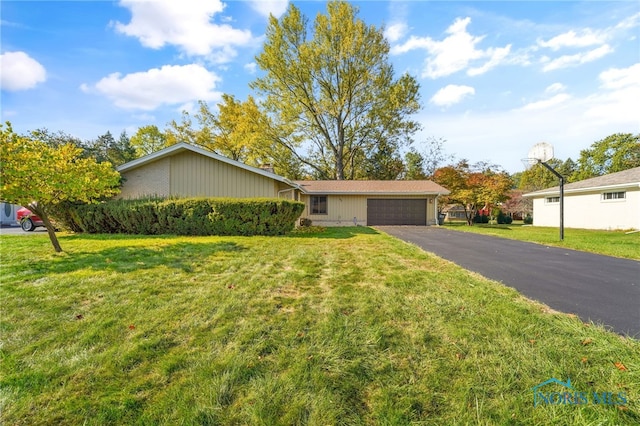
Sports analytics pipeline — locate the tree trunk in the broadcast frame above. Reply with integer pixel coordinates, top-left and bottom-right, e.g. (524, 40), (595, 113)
(29, 203), (63, 252)
(464, 205), (474, 226)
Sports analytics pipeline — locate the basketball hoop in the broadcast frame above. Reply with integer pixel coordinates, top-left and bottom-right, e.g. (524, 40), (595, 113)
(524, 141), (564, 241)
(521, 158), (540, 171)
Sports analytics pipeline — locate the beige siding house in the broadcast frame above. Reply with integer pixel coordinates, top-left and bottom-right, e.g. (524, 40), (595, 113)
(523, 167), (640, 230)
(117, 143), (450, 226)
(295, 181), (449, 226)
(117, 143), (297, 199)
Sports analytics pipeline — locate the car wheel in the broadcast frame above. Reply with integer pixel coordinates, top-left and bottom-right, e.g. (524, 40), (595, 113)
(21, 218), (36, 232)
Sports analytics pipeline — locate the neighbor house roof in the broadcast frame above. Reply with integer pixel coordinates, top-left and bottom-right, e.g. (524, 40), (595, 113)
(294, 180), (450, 195)
(523, 166), (640, 198)
(117, 142), (298, 187)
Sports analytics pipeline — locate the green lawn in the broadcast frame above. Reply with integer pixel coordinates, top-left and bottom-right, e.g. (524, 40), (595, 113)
(1, 228), (638, 425)
(443, 221), (640, 260)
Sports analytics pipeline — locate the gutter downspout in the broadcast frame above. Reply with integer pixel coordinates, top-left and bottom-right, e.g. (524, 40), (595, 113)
(277, 188), (296, 199)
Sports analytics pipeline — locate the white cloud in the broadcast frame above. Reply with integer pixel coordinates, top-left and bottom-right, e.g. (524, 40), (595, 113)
(391, 17), (511, 78)
(545, 83), (566, 94)
(244, 62), (257, 74)
(430, 84), (475, 107)
(537, 29), (605, 51)
(585, 63), (640, 125)
(0, 51), (46, 91)
(542, 44), (613, 72)
(467, 45), (511, 76)
(82, 64), (222, 110)
(247, 0), (289, 18)
(113, 0), (254, 61)
(598, 62), (640, 90)
(520, 93), (571, 111)
(385, 22), (408, 43)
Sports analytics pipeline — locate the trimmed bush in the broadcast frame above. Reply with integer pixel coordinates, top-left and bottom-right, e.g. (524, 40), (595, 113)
(473, 213), (489, 224)
(497, 211), (513, 224)
(56, 197), (305, 236)
(524, 214), (533, 225)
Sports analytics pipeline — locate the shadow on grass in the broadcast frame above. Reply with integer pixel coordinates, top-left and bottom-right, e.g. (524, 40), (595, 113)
(22, 239), (246, 276)
(285, 226), (379, 239)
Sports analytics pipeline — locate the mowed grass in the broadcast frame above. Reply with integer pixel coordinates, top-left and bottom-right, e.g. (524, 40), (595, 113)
(1, 228), (638, 425)
(443, 221), (640, 260)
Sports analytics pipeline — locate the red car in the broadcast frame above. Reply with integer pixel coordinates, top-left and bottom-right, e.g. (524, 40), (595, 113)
(17, 207), (44, 232)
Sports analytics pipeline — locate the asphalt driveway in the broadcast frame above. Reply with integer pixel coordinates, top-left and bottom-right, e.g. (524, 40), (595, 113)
(379, 226), (640, 338)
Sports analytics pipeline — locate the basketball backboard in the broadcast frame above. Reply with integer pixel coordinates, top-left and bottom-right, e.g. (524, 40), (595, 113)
(528, 142), (554, 163)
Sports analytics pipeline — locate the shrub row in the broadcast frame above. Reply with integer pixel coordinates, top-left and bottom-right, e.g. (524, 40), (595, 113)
(473, 212), (513, 224)
(54, 197), (305, 236)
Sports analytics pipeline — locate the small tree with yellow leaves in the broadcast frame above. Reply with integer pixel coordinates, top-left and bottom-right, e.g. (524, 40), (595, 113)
(0, 122), (121, 252)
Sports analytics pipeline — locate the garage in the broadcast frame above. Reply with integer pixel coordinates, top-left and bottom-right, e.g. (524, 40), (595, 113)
(367, 198), (427, 226)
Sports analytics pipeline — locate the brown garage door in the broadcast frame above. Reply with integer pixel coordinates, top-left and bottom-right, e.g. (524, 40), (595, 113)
(367, 199), (427, 226)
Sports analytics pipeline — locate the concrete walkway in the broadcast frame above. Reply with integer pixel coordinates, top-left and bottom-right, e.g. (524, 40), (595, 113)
(379, 226), (640, 338)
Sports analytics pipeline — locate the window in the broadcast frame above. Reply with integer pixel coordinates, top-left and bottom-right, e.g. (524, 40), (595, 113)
(602, 192), (626, 201)
(310, 195), (328, 214)
(546, 196), (560, 203)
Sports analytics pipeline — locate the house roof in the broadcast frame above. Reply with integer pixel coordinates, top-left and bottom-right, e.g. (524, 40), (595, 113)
(117, 142), (297, 187)
(117, 144), (451, 196)
(523, 166), (640, 197)
(294, 180), (450, 195)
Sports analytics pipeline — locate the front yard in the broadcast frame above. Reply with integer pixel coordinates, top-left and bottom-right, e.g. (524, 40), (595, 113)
(443, 222), (640, 260)
(1, 228), (638, 425)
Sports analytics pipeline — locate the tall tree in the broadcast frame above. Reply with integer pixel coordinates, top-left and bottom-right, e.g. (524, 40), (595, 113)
(403, 150), (429, 180)
(166, 98), (304, 178)
(571, 133), (640, 181)
(252, 1), (421, 179)
(131, 125), (169, 157)
(86, 131), (119, 164)
(0, 123), (121, 252)
(28, 128), (84, 149)
(518, 158), (565, 191)
(434, 160), (513, 225)
(108, 130), (136, 166)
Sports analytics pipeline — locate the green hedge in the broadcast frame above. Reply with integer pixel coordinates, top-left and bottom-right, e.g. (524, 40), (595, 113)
(55, 197), (305, 236)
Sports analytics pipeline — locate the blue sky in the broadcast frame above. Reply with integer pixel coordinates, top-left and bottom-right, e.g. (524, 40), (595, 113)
(1, 0), (638, 173)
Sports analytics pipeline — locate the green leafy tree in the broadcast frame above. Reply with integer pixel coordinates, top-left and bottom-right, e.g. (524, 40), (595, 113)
(519, 158), (565, 191)
(403, 150), (429, 180)
(167, 98), (305, 178)
(28, 128), (84, 149)
(108, 131), (136, 166)
(434, 160), (513, 225)
(131, 125), (170, 157)
(252, 1), (421, 179)
(0, 123), (121, 252)
(86, 131), (116, 163)
(572, 133), (640, 180)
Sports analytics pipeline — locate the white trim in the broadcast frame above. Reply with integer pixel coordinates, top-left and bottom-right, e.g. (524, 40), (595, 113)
(523, 182), (640, 198)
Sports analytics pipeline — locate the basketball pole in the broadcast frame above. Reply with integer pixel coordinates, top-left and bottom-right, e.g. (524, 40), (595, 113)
(538, 161), (564, 241)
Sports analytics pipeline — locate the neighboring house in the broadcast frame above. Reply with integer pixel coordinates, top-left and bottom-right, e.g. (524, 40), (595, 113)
(295, 180), (449, 226)
(117, 143), (450, 226)
(0, 203), (18, 226)
(442, 204), (467, 221)
(523, 167), (640, 230)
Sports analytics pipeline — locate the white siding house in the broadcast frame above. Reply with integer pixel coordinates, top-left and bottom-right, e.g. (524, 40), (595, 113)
(523, 167), (640, 231)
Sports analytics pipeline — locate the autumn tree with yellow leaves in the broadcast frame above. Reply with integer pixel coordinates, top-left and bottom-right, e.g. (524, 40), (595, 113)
(0, 123), (121, 252)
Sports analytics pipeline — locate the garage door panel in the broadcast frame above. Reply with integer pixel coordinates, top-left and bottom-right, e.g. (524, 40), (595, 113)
(367, 199), (427, 226)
